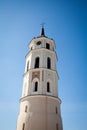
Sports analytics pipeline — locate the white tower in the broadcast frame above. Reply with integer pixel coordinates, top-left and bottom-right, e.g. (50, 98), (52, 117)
(16, 27), (63, 130)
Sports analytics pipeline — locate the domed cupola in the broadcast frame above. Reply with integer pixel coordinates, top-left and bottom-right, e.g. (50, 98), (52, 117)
(29, 26), (56, 52)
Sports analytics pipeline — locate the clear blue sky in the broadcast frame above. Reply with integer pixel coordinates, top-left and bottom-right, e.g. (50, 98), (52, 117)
(0, 0), (87, 130)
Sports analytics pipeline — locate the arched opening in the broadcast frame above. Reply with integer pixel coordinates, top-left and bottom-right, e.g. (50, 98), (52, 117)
(34, 82), (38, 92)
(56, 123), (58, 130)
(46, 43), (50, 49)
(56, 106), (58, 114)
(27, 61), (29, 71)
(25, 105), (28, 112)
(22, 123), (25, 130)
(31, 47), (33, 50)
(47, 57), (51, 69)
(35, 57), (39, 68)
(47, 82), (50, 92)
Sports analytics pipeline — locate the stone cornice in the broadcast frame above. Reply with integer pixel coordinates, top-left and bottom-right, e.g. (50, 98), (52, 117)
(20, 95), (61, 104)
(25, 48), (58, 60)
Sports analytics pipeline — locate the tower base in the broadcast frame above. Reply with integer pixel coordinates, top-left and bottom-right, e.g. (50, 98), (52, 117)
(16, 95), (63, 130)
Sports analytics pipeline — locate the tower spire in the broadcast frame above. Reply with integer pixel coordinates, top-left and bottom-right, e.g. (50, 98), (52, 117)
(40, 23), (45, 36)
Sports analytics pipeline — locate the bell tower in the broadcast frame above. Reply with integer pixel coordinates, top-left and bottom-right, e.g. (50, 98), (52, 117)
(16, 27), (63, 130)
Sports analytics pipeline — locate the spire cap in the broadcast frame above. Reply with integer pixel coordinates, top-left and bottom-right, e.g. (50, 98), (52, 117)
(40, 23), (45, 36)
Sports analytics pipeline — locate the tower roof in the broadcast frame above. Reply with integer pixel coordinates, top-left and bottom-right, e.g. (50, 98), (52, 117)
(40, 25), (45, 36)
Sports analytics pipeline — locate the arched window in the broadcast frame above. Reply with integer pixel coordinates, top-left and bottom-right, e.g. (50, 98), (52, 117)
(46, 43), (50, 49)
(56, 123), (58, 130)
(56, 106), (58, 114)
(35, 57), (39, 68)
(22, 123), (25, 130)
(31, 47), (33, 50)
(47, 57), (51, 69)
(25, 105), (28, 112)
(34, 82), (38, 92)
(47, 82), (50, 92)
(27, 61), (29, 71)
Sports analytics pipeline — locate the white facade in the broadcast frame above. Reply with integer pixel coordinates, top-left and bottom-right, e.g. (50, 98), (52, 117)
(16, 27), (63, 130)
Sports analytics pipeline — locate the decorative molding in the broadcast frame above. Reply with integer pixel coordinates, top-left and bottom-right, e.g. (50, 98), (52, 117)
(32, 71), (40, 81)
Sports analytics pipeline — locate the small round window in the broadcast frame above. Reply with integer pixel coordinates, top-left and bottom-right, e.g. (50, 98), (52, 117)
(36, 41), (41, 45)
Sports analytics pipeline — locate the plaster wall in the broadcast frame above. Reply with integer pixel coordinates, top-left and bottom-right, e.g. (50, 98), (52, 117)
(17, 96), (62, 130)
